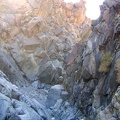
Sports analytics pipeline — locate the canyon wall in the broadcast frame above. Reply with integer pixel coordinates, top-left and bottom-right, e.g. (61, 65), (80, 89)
(0, 0), (120, 120)
(64, 0), (120, 119)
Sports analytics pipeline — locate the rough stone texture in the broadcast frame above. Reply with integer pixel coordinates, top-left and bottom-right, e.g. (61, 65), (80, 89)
(46, 84), (65, 108)
(0, 70), (50, 120)
(0, 0), (90, 82)
(97, 86), (120, 120)
(0, 50), (28, 87)
(0, 0), (120, 120)
(37, 59), (65, 84)
(64, 0), (120, 119)
(0, 93), (11, 120)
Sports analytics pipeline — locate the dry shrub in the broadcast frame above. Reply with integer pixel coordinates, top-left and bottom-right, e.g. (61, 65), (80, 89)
(99, 52), (112, 72)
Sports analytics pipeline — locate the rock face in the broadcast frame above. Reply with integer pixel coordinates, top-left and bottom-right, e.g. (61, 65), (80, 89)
(0, 0), (120, 120)
(0, 0), (90, 82)
(46, 84), (68, 108)
(63, 0), (120, 119)
(0, 50), (28, 87)
(0, 70), (49, 120)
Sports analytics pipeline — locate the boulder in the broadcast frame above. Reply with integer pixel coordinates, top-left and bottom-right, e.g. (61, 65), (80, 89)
(82, 40), (96, 81)
(19, 54), (38, 81)
(16, 34), (40, 52)
(37, 59), (64, 84)
(45, 85), (65, 108)
(21, 36), (40, 52)
(0, 93), (11, 120)
(66, 63), (78, 76)
(0, 50), (27, 86)
(12, 100), (41, 120)
(97, 86), (120, 120)
(6, 114), (22, 120)
(66, 43), (83, 66)
(0, 71), (50, 120)
(21, 17), (42, 37)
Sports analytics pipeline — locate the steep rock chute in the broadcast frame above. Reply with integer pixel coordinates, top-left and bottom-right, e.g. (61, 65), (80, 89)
(0, 0), (120, 120)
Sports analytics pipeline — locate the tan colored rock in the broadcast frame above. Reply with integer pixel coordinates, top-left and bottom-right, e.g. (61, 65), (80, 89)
(21, 16), (42, 37)
(22, 37), (40, 52)
(38, 53), (46, 59)
(35, 51), (47, 59)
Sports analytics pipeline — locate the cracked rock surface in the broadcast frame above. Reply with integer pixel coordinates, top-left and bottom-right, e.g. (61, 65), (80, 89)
(0, 0), (120, 120)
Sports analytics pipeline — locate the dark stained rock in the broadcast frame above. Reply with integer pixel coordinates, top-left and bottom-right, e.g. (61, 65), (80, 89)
(82, 68), (92, 82)
(106, 0), (118, 7)
(77, 79), (97, 117)
(6, 114), (22, 120)
(66, 43), (84, 66)
(66, 63), (78, 76)
(82, 53), (96, 81)
(102, 9), (111, 23)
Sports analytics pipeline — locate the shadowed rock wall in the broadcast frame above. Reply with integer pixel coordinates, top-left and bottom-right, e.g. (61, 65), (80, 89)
(64, 0), (120, 119)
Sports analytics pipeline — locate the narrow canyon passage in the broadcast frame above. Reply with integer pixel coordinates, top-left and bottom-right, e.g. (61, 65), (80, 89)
(0, 0), (120, 120)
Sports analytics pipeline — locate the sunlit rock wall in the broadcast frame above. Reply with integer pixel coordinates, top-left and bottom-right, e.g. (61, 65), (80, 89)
(0, 0), (91, 83)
